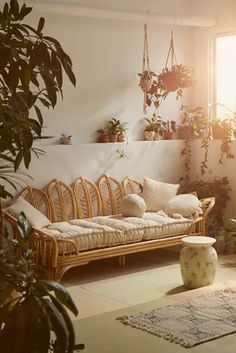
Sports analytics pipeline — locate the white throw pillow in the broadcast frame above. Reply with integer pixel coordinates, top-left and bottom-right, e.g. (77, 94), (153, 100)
(164, 194), (202, 218)
(142, 178), (179, 212)
(120, 194), (146, 218)
(6, 196), (51, 229)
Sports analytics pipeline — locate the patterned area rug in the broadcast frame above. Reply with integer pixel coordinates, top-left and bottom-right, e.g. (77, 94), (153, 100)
(117, 288), (236, 348)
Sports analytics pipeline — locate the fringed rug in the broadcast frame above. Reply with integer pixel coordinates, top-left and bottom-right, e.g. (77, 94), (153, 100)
(117, 288), (236, 348)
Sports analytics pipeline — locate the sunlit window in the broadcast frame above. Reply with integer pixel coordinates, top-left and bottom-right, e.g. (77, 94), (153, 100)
(216, 34), (236, 118)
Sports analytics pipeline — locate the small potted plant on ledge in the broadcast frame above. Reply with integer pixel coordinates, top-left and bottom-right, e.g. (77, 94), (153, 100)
(97, 129), (110, 143)
(117, 121), (128, 142)
(144, 114), (163, 141)
(163, 120), (176, 140)
(107, 118), (121, 142)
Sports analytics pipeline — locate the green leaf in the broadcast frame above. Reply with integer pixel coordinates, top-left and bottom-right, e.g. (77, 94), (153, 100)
(40, 280), (78, 316)
(41, 297), (69, 353)
(23, 150), (31, 169)
(10, 0), (19, 17)
(40, 71), (57, 107)
(17, 212), (34, 239)
(14, 150), (23, 171)
(49, 295), (76, 353)
(19, 4), (32, 20)
(60, 58), (76, 87)
(34, 105), (43, 126)
(37, 17), (45, 33)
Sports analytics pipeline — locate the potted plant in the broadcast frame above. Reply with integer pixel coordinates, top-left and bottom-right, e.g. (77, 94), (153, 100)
(97, 129), (110, 143)
(180, 177), (231, 234)
(0, 1), (82, 351)
(163, 120), (176, 140)
(117, 121), (128, 142)
(0, 213), (84, 353)
(107, 118), (121, 142)
(154, 119), (168, 140)
(144, 114), (159, 141)
(138, 70), (156, 92)
(158, 64), (194, 98)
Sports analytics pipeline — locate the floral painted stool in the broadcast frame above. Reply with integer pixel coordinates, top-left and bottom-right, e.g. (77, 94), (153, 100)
(180, 236), (218, 289)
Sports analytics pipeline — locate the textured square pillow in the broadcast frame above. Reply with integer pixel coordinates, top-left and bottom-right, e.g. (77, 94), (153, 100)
(6, 196), (51, 229)
(142, 178), (179, 212)
(164, 194), (202, 217)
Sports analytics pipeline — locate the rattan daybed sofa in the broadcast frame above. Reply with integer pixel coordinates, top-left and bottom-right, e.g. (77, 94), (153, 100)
(5, 175), (215, 281)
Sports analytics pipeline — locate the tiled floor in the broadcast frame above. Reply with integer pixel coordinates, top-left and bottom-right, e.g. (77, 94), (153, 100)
(62, 249), (236, 319)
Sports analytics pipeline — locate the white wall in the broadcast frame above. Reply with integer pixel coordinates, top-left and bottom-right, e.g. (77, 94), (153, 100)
(21, 141), (185, 191)
(7, 0), (194, 193)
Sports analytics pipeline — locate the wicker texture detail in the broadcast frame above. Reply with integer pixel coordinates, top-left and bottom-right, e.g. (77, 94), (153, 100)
(21, 187), (52, 221)
(47, 179), (77, 222)
(98, 175), (124, 215)
(72, 177), (102, 219)
(123, 177), (143, 195)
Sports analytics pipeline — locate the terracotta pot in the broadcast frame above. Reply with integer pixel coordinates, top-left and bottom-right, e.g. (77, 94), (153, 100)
(117, 133), (126, 142)
(144, 131), (155, 141)
(161, 70), (181, 92)
(109, 134), (118, 142)
(97, 134), (110, 143)
(176, 126), (192, 140)
(211, 124), (225, 139)
(163, 131), (174, 140)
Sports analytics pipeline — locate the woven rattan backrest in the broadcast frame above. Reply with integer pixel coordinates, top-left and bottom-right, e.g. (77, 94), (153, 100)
(21, 187), (52, 221)
(47, 179), (77, 222)
(122, 177), (143, 195)
(72, 177), (102, 218)
(97, 175), (124, 215)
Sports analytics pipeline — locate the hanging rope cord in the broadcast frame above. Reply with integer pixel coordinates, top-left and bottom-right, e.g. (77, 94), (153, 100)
(142, 24), (150, 73)
(165, 31), (177, 68)
(142, 23), (151, 114)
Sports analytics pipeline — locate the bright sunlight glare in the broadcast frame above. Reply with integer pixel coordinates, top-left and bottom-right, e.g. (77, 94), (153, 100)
(216, 35), (236, 118)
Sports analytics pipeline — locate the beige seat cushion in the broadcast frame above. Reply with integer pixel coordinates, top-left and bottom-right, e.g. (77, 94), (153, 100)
(142, 178), (179, 212)
(120, 194), (146, 217)
(6, 196), (51, 229)
(44, 220), (126, 251)
(164, 194), (202, 217)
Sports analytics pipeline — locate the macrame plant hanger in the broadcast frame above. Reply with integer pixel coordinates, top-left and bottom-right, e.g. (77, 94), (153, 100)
(140, 23), (152, 114)
(165, 31), (177, 69)
(162, 31), (181, 92)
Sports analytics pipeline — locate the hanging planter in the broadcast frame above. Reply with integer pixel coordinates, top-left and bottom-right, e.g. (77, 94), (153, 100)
(157, 32), (194, 98)
(138, 24), (153, 94)
(139, 70), (153, 92)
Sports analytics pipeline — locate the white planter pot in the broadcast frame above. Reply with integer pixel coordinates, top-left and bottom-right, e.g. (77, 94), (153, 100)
(180, 236), (218, 289)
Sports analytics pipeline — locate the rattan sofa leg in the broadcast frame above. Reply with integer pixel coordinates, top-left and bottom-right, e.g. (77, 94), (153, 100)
(119, 255), (126, 267)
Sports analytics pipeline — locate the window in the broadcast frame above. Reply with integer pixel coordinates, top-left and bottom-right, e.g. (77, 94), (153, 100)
(216, 34), (236, 118)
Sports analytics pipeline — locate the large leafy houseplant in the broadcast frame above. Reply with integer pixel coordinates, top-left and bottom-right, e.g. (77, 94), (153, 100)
(0, 213), (84, 353)
(0, 1), (83, 352)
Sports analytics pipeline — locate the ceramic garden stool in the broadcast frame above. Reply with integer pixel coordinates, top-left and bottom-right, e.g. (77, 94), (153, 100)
(180, 236), (218, 289)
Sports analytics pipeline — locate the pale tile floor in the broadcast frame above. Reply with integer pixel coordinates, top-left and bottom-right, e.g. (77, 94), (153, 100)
(61, 249), (236, 320)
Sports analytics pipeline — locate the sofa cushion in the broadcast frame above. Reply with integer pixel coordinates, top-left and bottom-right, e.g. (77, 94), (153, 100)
(45, 220), (125, 251)
(6, 196), (51, 229)
(142, 178), (179, 211)
(120, 194), (146, 217)
(164, 194), (202, 217)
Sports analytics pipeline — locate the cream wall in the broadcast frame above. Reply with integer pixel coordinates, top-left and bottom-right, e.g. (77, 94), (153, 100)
(9, 0), (195, 193)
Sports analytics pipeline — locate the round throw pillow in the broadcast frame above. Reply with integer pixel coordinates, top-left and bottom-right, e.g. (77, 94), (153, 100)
(120, 194), (146, 217)
(164, 194), (201, 218)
